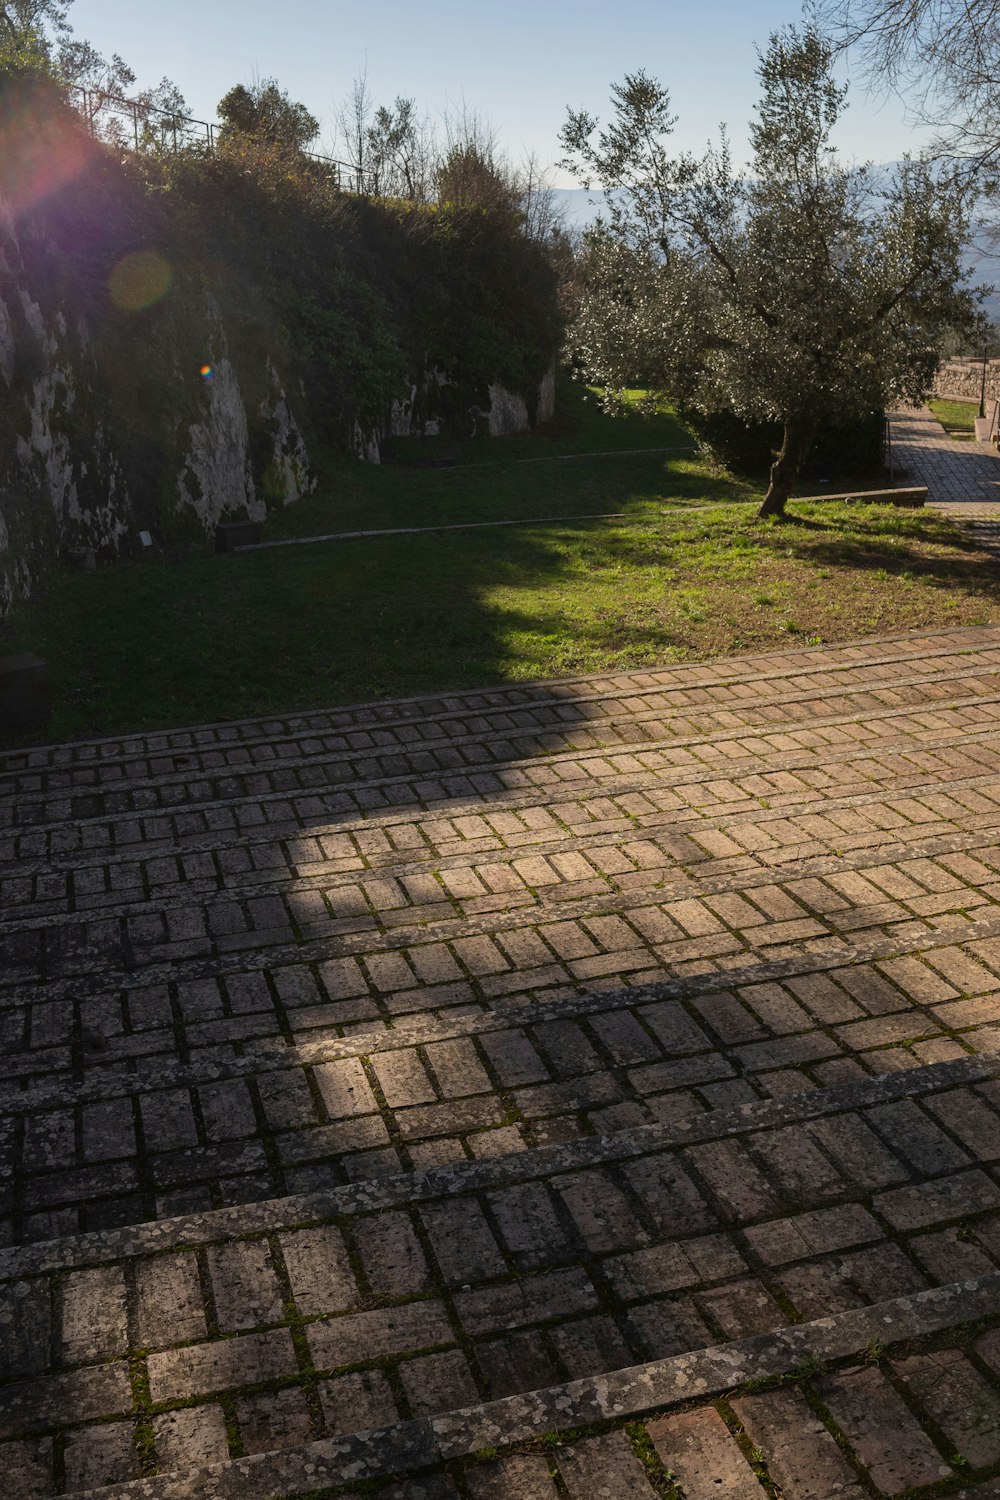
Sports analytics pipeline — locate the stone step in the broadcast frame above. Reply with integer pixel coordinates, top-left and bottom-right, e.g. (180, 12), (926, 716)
(3, 1053), (1000, 1495)
(8, 738), (1000, 930)
(2, 627), (988, 792)
(3, 643), (998, 838)
(6, 705), (1000, 891)
(53, 1284), (1000, 1497)
(6, 785), (1000, 996)
(5, 922), (1000, 1246)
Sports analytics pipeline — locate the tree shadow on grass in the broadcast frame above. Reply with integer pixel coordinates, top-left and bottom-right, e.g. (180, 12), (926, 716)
(3, 503), (997, 748)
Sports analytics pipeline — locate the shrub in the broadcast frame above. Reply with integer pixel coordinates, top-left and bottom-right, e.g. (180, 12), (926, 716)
(682, 405), (886, 481)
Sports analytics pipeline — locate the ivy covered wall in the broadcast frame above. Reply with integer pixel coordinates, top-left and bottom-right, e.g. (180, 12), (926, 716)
(0, 75), (561, 615)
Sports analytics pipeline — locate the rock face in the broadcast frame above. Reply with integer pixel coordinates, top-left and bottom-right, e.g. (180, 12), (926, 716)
(0, 118), (558, 619)
(0, 190), (315, 617)
(0, 194), (134, 615)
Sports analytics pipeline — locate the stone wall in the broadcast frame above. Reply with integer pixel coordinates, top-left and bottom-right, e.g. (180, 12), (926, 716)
(0, 206), (555, 617)
(355, 360), (557, 462)
(932, 358), (1000, 404)
(0, 188), (320, 615)
(0, 90), (561, 618)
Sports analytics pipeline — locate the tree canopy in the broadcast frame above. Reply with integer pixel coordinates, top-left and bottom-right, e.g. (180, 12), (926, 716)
(218, 79), (319, 152)
(563, 26), (977, 517)
(822, 0), (1000, 167)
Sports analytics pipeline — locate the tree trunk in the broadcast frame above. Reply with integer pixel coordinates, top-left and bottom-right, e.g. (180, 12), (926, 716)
(757, 415), (819, 519)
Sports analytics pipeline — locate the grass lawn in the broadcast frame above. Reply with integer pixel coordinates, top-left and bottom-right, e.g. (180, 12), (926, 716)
(2, 382), (997, 743)
(928, 397), (978, 438)
(265, 382), (753, 540)
(2, 498), (997, 744)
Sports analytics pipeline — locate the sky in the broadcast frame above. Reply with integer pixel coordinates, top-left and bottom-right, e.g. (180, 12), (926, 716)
(67, 0), (930, 182)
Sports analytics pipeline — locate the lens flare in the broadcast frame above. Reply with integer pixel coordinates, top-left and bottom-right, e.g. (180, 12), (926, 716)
(0, 79), (96, 220)
(200, 364), (214, 381)
(108, 251), (173, 312)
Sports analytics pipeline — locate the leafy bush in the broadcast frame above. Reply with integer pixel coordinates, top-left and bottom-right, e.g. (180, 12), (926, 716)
(682, 405), (886, 481)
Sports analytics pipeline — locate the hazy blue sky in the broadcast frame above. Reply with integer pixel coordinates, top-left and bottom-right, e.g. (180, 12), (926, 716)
(68, 0), (928, 179)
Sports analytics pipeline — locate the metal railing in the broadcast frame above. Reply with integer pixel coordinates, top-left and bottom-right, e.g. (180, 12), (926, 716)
(67, 85), (372, 191)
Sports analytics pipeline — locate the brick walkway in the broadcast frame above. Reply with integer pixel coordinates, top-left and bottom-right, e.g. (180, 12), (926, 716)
(890, 406), (1000, 550)
(5, 628), (1000, 1495)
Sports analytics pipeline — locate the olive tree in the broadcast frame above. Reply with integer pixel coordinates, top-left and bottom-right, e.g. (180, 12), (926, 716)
(563, 27), (978, 518)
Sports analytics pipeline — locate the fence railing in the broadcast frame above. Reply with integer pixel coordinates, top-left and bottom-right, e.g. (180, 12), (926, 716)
(67, 85), (373, 192)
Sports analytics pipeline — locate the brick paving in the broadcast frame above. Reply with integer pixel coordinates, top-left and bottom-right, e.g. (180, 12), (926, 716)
(6, 627), (1000, 1495)
(890, 406), (1000, 550)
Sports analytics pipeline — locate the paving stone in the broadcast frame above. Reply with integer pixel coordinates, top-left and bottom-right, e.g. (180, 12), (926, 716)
(556, 1431), (659, 1498)
(1, 1436), (52, 1499)
(696, 1278), (787, 1338)
(649, 1406), (765, 1498)
(625, 1296), (714, 1359)
(876, 1169), (1000, 1230)
(686, 1140), (782, 1220)
(817, 1365), (949, 1493)
(0, 1281), (49, 1381)
(235, 1386), (315, 1453)
(466, 1453), (560, 1500)
(487, 1181), (570, 1269)
(894, 1348), (1000, 1468)
(804, 1114), (909, 1189)
(206, 1238), (285, 1330)
(319, 1367), (400, 1435)
(60, 1265), (127, 1362)
(866, 1099), (972, 1176)
(152, 1405), (231, 1471)
(135, 1251), (208, 1347)
(622, 1154), (714, 1236)
(147, 1329), (297, 1402)
(454, 1267), (598, 1337)
(732, 1388), (866, 1498)
(420, 1199), (507, 1282)
(62, 1421), (137, 1489)
(280, 1225), (357, 1315)
(555, 1168), (647, 1253)
(747, 1126), (844, 1202)
(308, 1301), (454, 1372)
(348, 1211), (429, 1299)
(549, 1314), (633, 1378)
(313, 1058), (379, 1118)
(909, 1227), (997, 1282)
(476, 1329), (560, 1398)
(399, 1349), (480, 1417)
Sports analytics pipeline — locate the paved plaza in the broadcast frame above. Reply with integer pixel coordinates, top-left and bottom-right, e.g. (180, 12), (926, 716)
(5, 424), (1000, 1494)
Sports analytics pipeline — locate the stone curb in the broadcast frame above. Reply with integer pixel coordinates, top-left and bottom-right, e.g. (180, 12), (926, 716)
(3, 1047), (997, 1281)
(13, 844), (1000, 1007)
(9, 755), (1000, 939)
(3, 624), (989, 768)
(4, 655), (998, 823)
(67, 1273), (1000, 1498)
(8, 711), (1000, 887)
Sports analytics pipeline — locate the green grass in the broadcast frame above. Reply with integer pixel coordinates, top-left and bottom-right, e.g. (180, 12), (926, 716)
(2, 496), (998, 744)
(928, 397), (978, 436)
(3, 382), (998, 743)
(265, 381), (749, 541)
